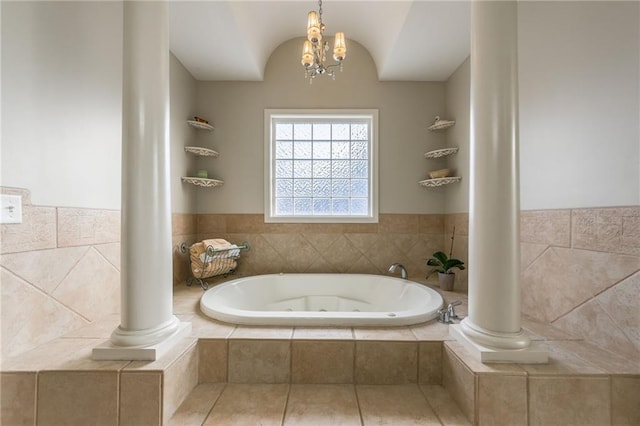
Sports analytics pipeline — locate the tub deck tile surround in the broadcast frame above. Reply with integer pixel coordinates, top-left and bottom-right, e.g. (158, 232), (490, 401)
(2, 284), (639, 425)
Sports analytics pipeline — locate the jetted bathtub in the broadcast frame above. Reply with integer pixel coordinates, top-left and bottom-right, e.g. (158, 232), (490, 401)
(200, 273), (443, 326)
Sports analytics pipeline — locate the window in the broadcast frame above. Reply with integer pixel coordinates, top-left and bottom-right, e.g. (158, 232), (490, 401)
(265, 109), (378, 223)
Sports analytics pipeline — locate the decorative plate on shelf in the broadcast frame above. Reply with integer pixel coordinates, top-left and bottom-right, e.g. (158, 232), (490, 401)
(418, 177), (461, 188)
(187, 120), (214, 131)
(184, 146), (219, 157)
(181, 177), (224, 188)
(424, 147), (459, 159)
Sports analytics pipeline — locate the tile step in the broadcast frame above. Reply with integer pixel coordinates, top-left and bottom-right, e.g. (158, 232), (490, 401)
(168, 383), (470, 426)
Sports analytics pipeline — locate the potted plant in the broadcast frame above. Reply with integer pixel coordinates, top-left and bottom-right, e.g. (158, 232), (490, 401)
(427, 227), (465, 291)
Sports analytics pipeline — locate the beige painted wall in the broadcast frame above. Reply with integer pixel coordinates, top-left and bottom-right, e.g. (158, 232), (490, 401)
(443, 57), (470, 214)
(1, 1), (123, 209)
(194, 37), (447, 214)
(518, 1), (639, 210)
(170, 53), (198, 213)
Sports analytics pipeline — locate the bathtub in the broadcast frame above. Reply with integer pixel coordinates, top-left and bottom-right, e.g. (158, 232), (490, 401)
(200, 273), (443, 326)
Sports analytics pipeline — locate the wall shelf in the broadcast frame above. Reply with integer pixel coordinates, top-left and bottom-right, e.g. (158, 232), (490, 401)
(419, 177), (461, 188)
(181, 177), (224, 188)
(184, 146), (219, 157)
(187, 120), (214, 131)
(428, 116), (455, 131)
(424, 147), (459, 159)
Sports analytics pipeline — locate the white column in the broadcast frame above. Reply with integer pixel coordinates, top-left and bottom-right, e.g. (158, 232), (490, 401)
(93, 1), (189, 360)
(450, 1), (546, 363)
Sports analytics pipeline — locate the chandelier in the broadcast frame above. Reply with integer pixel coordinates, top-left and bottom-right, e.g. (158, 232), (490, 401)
(301, 0), (347, 81)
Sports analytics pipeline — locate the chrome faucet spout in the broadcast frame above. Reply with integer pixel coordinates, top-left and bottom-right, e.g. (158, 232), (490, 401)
(388, 263), (408, 279)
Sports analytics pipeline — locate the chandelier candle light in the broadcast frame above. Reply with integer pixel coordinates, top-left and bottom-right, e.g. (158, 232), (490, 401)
(301, 0), (346, 81)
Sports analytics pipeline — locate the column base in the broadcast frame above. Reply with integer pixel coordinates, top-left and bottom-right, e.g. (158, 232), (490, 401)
(92, 321), (191, 361)
(450, 324), (548, 364)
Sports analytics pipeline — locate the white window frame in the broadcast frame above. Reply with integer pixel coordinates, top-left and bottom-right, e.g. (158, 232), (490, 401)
(264, 109), (379, 223)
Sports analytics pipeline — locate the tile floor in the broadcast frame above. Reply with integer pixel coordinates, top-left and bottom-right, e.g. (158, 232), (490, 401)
(168, 383), (470, 426)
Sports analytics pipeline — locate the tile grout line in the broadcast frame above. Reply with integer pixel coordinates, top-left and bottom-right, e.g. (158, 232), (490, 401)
(353, 383), (365, 426)
(199, 382), (227, 426)
(280, 383), (292, 426)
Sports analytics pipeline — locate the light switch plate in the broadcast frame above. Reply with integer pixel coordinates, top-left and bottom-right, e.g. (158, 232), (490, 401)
(1, 194), (23, 224)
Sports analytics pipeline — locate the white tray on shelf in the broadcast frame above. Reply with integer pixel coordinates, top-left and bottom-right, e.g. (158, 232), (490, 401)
(418, 177), (461, 188)
(181, 177), (224, 187)
(184, 146), (219, 157)
(424, 147), (459, 159)
(187, 120), (214, 131)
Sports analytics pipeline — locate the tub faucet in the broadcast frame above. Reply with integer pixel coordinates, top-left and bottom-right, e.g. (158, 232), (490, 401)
(437, 301), (462, 324)
(388, 263), (408, 279)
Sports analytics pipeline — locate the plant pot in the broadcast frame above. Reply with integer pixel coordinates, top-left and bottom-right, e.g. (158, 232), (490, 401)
(438, 272), (455, 291)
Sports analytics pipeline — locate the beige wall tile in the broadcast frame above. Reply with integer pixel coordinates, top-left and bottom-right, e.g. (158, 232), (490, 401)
(477, 374), (527, 426)
(419, 342), (442, 384)
(0, 246), (88, 293)
(419, 214), (445, 234)
(520, 242), (548, 272)
(420, 385), (471, 426)
(595, 271), (640, 354)
(317, 235), (363, 272)
(119, 372), (162, 426)
(0, 372), (36, 426)
(357, 384), (440, 425)
(168, 383), (224, 426)
(52, 247), (120, 321)
(228, 340), (290, 383)
(520, 210), (571, 247)
(341, 222), (378, 233)
(572, 207), (640, 256)
(172, 213), (197, 236)
(261, 233), (320, 272)
(37, 371), (118, 426)
(204, 383), (288, 426)
(196, 214), (227, 235)
(442, 345), (475, 423)
(163, 343), (199, 422)
(198, 339), (228, 383)
(0, 205), (56, 254)
(444, 213), (469, 237)
(94, 242), (121, 271)
(238, 234), (287, 274)
(528, 376), (610, 426)
(1, 268), (87, 359)
(292, 341), (354, 384)
(57, 207), (120, 247)
(224, 214), (266, 234)
(379, 214), (420, 233)
(612, 376), (640, 425)
(521, 247), (640, 322)
(284, 384), (360, 425)
(553, 298), (639, 360)
(355, 341), (417, 384)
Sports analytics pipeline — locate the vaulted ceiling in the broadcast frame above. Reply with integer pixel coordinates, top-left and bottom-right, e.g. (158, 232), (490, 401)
(169, 1), (471, 82)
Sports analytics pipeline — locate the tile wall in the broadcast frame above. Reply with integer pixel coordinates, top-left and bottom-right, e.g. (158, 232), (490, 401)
(195, 213), (444, 279)
(0, 188), (121, 359)
(3, 186), (638, 362)
(444, 207), (640, 360)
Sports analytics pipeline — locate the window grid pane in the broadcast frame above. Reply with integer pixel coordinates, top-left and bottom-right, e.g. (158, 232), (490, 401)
(274, 119), (370, 217)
